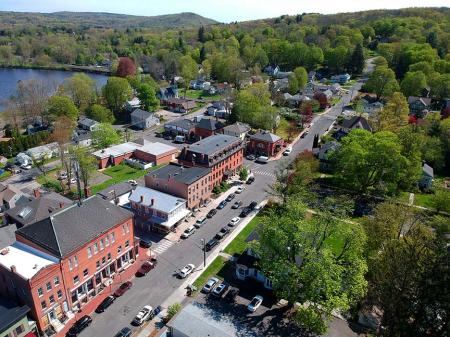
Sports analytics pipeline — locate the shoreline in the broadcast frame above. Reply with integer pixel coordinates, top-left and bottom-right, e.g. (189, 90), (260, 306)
(0, 64), (112, 75)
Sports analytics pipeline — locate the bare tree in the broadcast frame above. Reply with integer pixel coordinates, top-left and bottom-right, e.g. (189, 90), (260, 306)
(3, 97), (24, 130)
(16, 79), (55, 125)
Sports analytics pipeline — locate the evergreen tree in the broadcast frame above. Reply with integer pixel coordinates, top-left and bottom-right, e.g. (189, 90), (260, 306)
(198, 26), (205, 43)
(348, 43), (365, 74)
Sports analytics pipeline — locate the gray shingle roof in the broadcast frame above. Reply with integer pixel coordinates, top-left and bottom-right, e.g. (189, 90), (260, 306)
(250, 131), (281, 143)
(422, 163), (434, 177)
(0, 298), (30, 333)
(148, 163), (210, 185)
(17, 196), (133, 258)
(164, 118), (197, 131)
(78, 117), (98, 128)
(341, 116), (372, 131)
(196, 118), (224, 131)
(223, 122), (250, 134)
(187, 134), (241, 156)
(97, 182), (135, 200)
(130, 108), (154, 120)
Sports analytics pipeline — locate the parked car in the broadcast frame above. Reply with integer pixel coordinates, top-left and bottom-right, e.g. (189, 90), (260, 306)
(20, 164), (32, 170)
(66, 315), (92, 337)
(225, 193), (236, 202)
(174, 135), (186, 143)
(212, 282), (229, 297)
(136, 261), (156, 277)
(164, 133), (173, 140)
(114, 281), (132, 297)
(220, 226), (230, 235)
(128, 179), (137, 186)
(246, 154), (256, 160)
(114, 327), (132, 337)
(235, 186), (245, 194)
(202, 277), (219, 293)
(205, 238), (219, 251)
(207, 209), (217, 218)
(283, 147), (292, 156)
(249, 201), (258, 210)
(225, 288), (239, 303)
(178, 264), (195, 278)
(95, 295), (115, 313)
(194, 217), (207, 228)
(246, 176), (255, 185)
(132, 305), (153, 325)
(231, 200), (242, 209)
(139, 238), (153, 249)
(181, 226), (196, 239)
(215, 231), (226, 240)
(217, 200), (227, 209)
(247, 295), (263, 312)
(256, 156), (269, 163)
(239, 207), (251, 218)
(228, 217), (241, 227)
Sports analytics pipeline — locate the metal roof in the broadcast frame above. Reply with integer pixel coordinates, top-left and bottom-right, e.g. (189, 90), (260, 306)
(148, 163), (210, 185)
(187, 134), (241, 156)
(129, 186), (186, 214)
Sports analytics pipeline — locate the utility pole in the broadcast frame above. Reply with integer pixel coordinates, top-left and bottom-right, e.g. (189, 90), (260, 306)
(72, 156), (83, 205)
(201, 238), (206, 268)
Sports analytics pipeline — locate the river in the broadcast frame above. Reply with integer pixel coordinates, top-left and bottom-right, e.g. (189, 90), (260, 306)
(0, 68), (109, 111)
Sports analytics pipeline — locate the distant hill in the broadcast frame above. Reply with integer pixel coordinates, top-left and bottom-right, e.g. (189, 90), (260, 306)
(0, 11), (218, 29)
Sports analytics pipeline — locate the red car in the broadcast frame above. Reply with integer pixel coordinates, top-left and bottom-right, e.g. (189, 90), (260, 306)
(136, 260), (156, 277)
(114, 281), (132, 297)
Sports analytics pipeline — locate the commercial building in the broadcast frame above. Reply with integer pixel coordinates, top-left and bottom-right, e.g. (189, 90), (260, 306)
(248, 131), (284, 157)
(145, 163), (211, 210)
(178, 135), (244, 188)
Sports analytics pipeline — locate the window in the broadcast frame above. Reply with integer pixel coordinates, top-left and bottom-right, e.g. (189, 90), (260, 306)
(93, 243), (98, 254)
(49, 295), (55, 304)
(54, 276), (59, 286)
(57, 290), (63, 299)
(46, 282), (52, 291)
(37, 287), (43, 297)
(83, 269), (89, 277)
(87, 247), (92, 258)
(15, 324), (24, 334)
(96, 261), (100, 270)
(125, 224), (129, 233)
(111, 233), (116, 243)
(68, 258), (73, 271)
(107, 253), (111, 261)
(41, 300), (47, 309)
(100, 239), (104, 250)
(105, 236), (109, 246)
(73, 275), (79, 284)
(117, 245), (122, 254)
(125, 240), (130, 248)
(121, 225), (126, 235)
(73, 255), (78, 267)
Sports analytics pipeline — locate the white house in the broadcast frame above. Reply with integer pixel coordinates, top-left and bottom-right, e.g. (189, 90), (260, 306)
(25, 142), (59, 160)
(235, 248), (272, 289)
(222, 122), (250, 140)
(125, 97), (141, 111)
(78, 118), (99, 132)
(130, 109), (160, 130)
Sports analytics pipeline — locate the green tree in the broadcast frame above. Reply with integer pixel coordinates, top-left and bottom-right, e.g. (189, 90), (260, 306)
(288, 67), (308, 94)
(376, 92), (409, 131)
(431, 189), (450, 213)
(332, 129), (420, 194)
(102, 77), (132, 116)
(91, 123), (121, 149)
(325, 46), (349, 73)
(400, 71), (427, 97)
(61, 73), (96, 112)
(348, 43), (365, 74)
(239, 167), (249, 181)
(88, 104), (114, 123)
(254, 198), (367, 334)
(47, 95), (79, 122)
(166, 303), (182, 322)
(363, 66), (400, 99)
(179, 55), (198, 97)
(71, 146), (97, 192)
(137, 83), (160, 111)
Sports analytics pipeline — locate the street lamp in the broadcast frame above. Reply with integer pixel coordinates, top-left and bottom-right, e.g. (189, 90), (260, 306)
(200, 238), (206, 268)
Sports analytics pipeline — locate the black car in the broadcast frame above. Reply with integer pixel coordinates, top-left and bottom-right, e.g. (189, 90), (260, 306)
(114, 327), (132, 337)
(225, 288), (239, 303)
(205, 238), (219, 251)
(246, 176), (255, 185)
(217, 200), (227, 209)
(220, 226), (230, 235)
(249, 201), (258, 210)
(139, 239), (153, 249)
(66, 315), (92, 337)
(225, 193), (236, 202)
(239, 207), (251, 218)
(215, 232), (225, 240)
(207, 209), (217, 218)
(95, 295), (115, 313)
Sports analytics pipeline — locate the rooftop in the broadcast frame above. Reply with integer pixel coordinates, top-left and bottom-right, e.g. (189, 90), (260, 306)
(341, 116), (372, 131)
(0, 241), (59, 280)
(138, 141), (178, 156)
(250, 131), (282, 143)
(78, 117), (99, 128)
(196, 118), (224, 131)
(129, 186), (186, 214)
(130, 108), (155, 120)
(164, 118), (197, 131)
(0, 297), (30, 332)
(223, 122), (250, 134)
(92, 139), (176, 159)
(16, 196), (133, 258)
(97, 182), (136, 200)
(148, 163), (210, 185)
(187, 134), (241, 156)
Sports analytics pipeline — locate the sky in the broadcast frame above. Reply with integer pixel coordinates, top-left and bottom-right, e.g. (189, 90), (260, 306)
(0, 0), (448, 22)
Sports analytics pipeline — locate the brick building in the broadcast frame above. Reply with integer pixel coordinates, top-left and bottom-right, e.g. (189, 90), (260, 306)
(248, 131), (284, 157)
(178, 135), (244, 188)
(0, 196), (137, 337)
(194, 118), (224, 139)
(145, 163), (211, 209)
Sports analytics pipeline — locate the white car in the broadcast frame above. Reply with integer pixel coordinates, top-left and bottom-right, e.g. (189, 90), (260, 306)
(228, 217), (241, 227)
(247, 295), (263, 312)
(58, 172), (68, 180)
(202, 277), (219, 293)
(181, 226), (196, 239)
(132, 305), (153, 325)
(235, 186), (245, 194)
(128, 180), (137, 186)
(178, 264), (195, 278)
(20, 164), (32, 170)
(255, 156), (269, 163)
(283, 147), (292, 156)
(67, 178), (77, 185)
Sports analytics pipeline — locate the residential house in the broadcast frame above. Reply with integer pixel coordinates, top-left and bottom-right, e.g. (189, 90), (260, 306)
(130, 109), (160, 130)
(248, 131), (283, 157)
(340, 116), (372, 133)
(129, 186), (190, 233)
(235, 249), (272, 290)
(178, 134), (244, 188)
(3, 190), (72, 228)
(361, 97), (384, 115)
(92, 139), (177, 169)
(215, 82), (233, 95)
(206, 101), (231, 118)
(264, 65), (279, 77)
(15, 153), (32, 166)
(0, 196), (137, 337)
(285, 93), (310, 108)
(275, 70), (293, 79)
(331, 73), (351, 84)
(97, 182), (135, 207)
(408, 96), (432, 118)
(24, 143), (59, 161)
(0, 183), (25, 212)
(222, 122), (250, 141)
(124, 97), (141, 112)
(316, 141), (341, 172)
(145, 163), (211, 210)
(164, 119), (197, 140)
(308, 70), (316, 82)
(157, 86), (179, 103)
(190, 80), (210, 90)
(72, 130), (92, 148)
(165, 98), (197, 114)
(314, 91), (331, 109)
(203, 84), (217, 96)
(77, 118), (99, 132)
(330, 83), (342, 95)
(194, 118), (225, 139)
(0, 298), (34, 337)
(419, 163), (434, 191)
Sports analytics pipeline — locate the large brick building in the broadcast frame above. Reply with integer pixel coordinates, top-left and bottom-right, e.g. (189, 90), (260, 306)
(145, 163), (211, 209)
(248, 131), (284, 157)
(178, 135), (244, 188)
(0, 196), (137, 337)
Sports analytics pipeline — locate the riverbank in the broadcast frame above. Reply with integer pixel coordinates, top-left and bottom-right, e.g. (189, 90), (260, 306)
(0, 63), (111, 75)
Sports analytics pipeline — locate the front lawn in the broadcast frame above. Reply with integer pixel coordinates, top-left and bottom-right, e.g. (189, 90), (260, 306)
(223, 214), (263, 256)
(0, 171), (11, 181)
(193, 256), (227, 289)
(182, 89), (223, 101)
(413, 193), (435, 209)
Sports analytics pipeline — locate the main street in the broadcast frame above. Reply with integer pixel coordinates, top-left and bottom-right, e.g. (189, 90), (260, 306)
(78, 77), (367, 336)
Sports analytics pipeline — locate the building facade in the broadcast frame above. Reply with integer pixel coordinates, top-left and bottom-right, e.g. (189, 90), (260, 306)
(248, 131), (283, 157)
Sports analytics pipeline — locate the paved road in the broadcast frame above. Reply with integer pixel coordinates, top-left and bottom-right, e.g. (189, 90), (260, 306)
(78, 76), (367, 336)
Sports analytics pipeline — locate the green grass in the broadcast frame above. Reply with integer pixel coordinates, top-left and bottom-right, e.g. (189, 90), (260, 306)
(223, 215), (263, 256)
(0, 171), (11, 181)
(413, 193), (435, 209)
(193, 256), (227, 289)
(182, 89), (223, 101)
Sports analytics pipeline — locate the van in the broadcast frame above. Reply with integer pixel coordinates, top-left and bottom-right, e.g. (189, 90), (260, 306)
(255, 155), (269, 163)
(174, 135), (185, 143)
(194, 217), (207, 228)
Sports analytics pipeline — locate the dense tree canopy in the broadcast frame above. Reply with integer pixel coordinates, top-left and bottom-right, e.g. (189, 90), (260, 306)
(102, 77), (132, 116)
(91, 123), (122, 149)
(363, 66), (399, 99)
(47, 95), (79, 122)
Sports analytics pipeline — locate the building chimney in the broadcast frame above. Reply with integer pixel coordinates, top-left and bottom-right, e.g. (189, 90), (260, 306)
(140, 195), (144, 203)
(0, 248), (9, 255)
(10, 265), (16, 273)
(59, 202), (64, 209)
(151, 198), (154, 206)
(33, 188), (40, 199)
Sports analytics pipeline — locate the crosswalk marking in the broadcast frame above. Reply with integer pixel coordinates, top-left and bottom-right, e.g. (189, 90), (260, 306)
(252, 170), (276, 179)
(152, 240), (174, 255)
